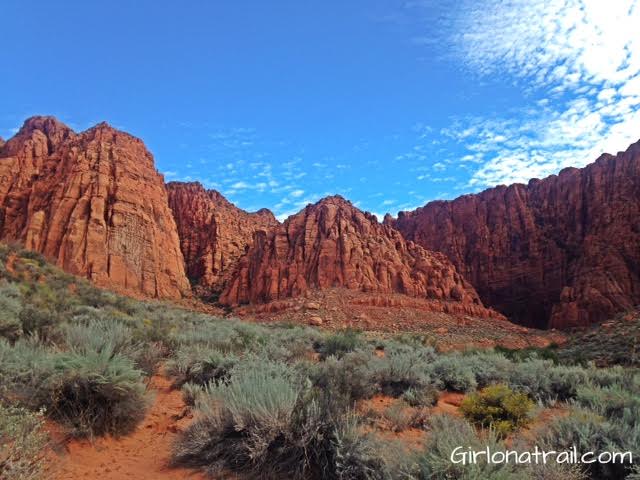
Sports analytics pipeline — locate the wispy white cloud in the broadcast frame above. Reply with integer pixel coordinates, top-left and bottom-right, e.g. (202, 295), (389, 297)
(420, 0), (640, 188)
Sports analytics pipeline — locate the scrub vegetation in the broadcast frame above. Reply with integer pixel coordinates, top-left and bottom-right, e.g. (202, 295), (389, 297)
(0, 244), (638, 479)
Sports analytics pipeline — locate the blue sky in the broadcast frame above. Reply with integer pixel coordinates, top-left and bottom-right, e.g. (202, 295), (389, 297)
(2, 1), (639, 220)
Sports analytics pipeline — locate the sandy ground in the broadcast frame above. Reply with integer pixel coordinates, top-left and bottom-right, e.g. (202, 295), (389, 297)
(46, 375), (206, 480)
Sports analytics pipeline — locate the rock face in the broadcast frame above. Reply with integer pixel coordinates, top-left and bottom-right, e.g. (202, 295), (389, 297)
(388, 141), (640, 329)
(166, 181), (278, 297)
(220, 195), (496, 318)
(0, 116), (190, 298)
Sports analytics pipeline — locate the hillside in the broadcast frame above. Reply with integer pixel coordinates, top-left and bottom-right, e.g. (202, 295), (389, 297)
(0, 244), (636, 480)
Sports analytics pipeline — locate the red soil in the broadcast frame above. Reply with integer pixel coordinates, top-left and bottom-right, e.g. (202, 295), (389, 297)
(46, 375), (205, 480)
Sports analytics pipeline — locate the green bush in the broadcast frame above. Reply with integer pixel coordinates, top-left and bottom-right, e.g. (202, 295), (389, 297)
(255, 325), (321, 362)
(575, 384), (640, 420)
(402, 385), (439, 408)
(381, 401), (417, 432)
(460, 384), (534, 437)
(462, 351), (513, 388)
(430, 355), (477, 392)
(416, 414), (522, 479)
(0, 338), (53, 402)
(181, 382), (204, 406)
(539, 408), (637, 480)
(312, 350), (379, 402)
(0, 282), (23, 340)
(506, 358), (554, 401)
(165, 345), (238, 387)
(318, 328), (364, 359)
(44, 350), (147, 437)
(173, 360), (388, 479)
(375, 346), (435, 396)
(0, 402), (48, 480)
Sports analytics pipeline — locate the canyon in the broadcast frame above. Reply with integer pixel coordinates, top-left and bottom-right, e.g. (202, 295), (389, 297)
(1, 115), (638, 329)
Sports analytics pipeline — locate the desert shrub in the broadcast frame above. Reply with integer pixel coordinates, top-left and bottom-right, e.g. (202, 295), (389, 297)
(62, 320), (136, 355)
(547, 365), (590, 401)
(43, 350), (147, 437)
(312, 350), (380, 401)
(330, 415), (390, 479)
(575, 384), (640, 420)
(506, 358), (554, 401)
(539, 408), (636, 480)
(318, 328), (364, 359)
(430, 355), (477, 392)
(0, 402), (48, 480)
(173, 361), (300, 475)
(18, 305), (57, 338)
(134, 341), (165, 376)
(495, 344), (560, 363)
(462, 351), (513, 388)
(391, 332), (438, 349)
(584, 365), (629, 388)
(60, 320), (162, 374)
(381, 401), (416, 432)
(375, 346), (435, 396)
(402, 385), (439, 408)
(174, 360), (388, 479)
(256, 325), (321, 362)
(166, 345), (238, 387)
(461, 384), (534, 437)
(0, 281), (23, 340)
(0, 338), (53, 402)
(415, 414), (523, 479)
(181, 382), (204, 406)
(169, 318), (266, 354)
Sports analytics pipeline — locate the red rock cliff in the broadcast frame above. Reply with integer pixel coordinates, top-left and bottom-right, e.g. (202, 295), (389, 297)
(0, 116), (190, 299)
(220, 195), (496, 317)
(166, 181), (278, 297)
(388, 141), (640, 329)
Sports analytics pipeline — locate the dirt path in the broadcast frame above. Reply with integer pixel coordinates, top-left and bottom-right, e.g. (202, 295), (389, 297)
(46, 375), (206, 480)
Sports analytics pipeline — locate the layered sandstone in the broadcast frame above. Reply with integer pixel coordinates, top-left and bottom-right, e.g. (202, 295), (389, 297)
(220, 195), (497, 318)
(166, 181), (278, 297)
(0, 116), (190, 298)
(388, 141), (640, 329)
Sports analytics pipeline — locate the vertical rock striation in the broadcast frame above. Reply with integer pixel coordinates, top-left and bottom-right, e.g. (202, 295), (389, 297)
(0, 116), (190, 298)
(166, 181), (278, 297)
(389, 140), (640, 328)
(220, 195), (496, 318)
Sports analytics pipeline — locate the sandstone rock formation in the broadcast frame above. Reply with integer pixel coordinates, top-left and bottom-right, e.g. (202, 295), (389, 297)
(388, 141), (640, 329)
(220, 195), (497, 318)
(166, 181), (278, 297)
(0, 116), (190, 298)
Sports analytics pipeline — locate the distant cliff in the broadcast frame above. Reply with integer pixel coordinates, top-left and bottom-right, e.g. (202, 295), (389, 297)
(221, 195), (497, 318)
(388, 140), (640, 328)
(167, 181), (278, 297)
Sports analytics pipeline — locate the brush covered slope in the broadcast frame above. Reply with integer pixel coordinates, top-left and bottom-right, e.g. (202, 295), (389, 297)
(388, 140), (640, 329)
(221, 195), (497, 318)
(167, 181), (278, 298)
(1, 244), (637, 480)
(0, 116), (190, 299)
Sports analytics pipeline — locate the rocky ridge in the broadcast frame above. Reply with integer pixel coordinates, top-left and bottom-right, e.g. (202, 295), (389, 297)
(166, 181), (278, 297)
(388, 141), (640, 328)
(220, 195), (497, 318)
(0, 116), (190, 298)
